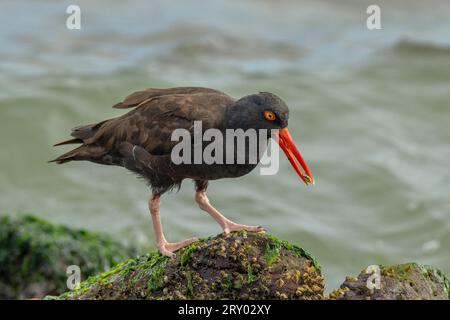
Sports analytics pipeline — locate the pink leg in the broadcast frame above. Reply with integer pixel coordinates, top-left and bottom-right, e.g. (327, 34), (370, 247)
(195, 191), (265, 234)
(149, 195), (197, 258)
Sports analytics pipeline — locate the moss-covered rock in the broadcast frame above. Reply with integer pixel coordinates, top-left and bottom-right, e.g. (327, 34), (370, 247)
(0, 215), (136, 299)
(329, 263), (450, 300)
(53, 231), (324, 300)
(18, 217), (443, 301)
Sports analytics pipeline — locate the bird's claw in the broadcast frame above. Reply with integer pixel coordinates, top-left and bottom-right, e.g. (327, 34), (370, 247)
(157, 237), (198, 258)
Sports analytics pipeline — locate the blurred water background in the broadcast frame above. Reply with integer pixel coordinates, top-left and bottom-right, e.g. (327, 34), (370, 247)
(0, 0), (449, 291)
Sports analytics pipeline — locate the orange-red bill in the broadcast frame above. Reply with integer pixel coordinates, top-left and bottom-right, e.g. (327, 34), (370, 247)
(274, 128), (315, 186)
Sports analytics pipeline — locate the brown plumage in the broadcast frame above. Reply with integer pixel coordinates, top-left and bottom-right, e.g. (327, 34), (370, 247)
(51, 87), (238, 193)
(51, 87), (314, 257)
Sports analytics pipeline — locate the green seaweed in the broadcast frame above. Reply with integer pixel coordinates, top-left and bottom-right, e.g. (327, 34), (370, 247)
(264, 241), (281, 266)
(420, 265), (450, 299)
(186, 271), (194, 298)
(146, 254), (169, 293)
(181, 244), (198, 267)
(223, 274), (233, 291)
(247, 265), (257, 284)
(265, 234), (321, 271)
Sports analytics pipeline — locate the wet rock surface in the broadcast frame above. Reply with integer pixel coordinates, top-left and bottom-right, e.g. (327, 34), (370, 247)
(329, 263), (450, 300)
(54, 231), (324, 300)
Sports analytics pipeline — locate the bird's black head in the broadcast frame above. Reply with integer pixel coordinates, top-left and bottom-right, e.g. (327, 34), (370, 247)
(226, 92), (289, 130)
(225, 91), (315, 186)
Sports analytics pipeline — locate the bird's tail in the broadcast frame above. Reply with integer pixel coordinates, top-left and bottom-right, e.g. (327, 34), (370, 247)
(50, 120), (108, 164)
(49, 145), (88, 164)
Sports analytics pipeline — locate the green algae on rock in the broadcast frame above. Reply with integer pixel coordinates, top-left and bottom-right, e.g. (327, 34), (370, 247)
(55, 231), (324, 300)
(0, 214), (136, 299)
(329, 262), (450, 300)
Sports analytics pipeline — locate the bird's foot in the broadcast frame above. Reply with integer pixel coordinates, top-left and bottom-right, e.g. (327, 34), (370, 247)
(157, 237), (198, 258)
(223, 222), (265, 234)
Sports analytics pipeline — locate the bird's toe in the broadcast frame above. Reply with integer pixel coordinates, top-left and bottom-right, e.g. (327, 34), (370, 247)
(159, 237), (198, 257)
(158, 246), (176, 259)
(255, 226), (266, 232)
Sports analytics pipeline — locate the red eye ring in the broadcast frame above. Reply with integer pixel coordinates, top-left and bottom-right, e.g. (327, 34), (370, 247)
(264, 111), (276, 121)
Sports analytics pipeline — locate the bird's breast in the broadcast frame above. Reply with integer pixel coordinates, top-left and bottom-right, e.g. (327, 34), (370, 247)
(168, 132), (269, 180)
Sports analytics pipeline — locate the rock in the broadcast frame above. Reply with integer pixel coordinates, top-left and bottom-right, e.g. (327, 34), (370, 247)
(329, 263), (450, 300)
(52, 231), (324, 300)
(0, 215), (136, 299)
(10, 214), (445, 301)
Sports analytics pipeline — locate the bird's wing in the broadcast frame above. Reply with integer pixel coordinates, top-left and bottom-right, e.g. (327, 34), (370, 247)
(91, 91), (235, 157)
(112, 87), (228, 109)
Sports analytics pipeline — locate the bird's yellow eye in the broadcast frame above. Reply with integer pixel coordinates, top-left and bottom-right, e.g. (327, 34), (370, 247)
(264, 111), (276, 121)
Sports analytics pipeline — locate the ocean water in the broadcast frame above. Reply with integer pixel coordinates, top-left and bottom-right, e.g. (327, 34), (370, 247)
(0, 0), (449, 291)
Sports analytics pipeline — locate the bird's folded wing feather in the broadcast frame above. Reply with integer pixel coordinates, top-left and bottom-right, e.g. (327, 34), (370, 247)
(112, 87), (228, 109)
(91, 91), (235, 157)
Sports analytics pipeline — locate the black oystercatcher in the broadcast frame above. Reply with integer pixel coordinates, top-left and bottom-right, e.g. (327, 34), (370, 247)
(51, 87), (314, 257)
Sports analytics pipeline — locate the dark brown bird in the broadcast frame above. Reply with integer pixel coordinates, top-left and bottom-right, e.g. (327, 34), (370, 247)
(51, 87), (314, 257)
